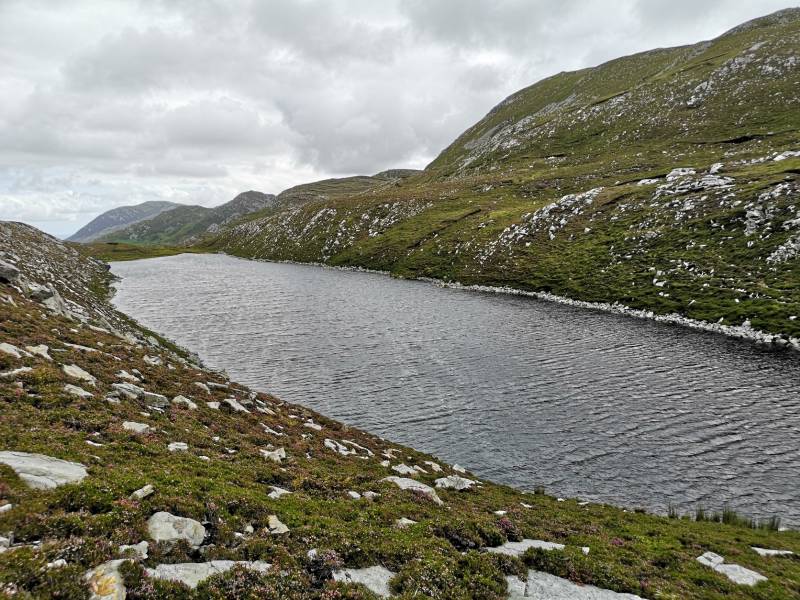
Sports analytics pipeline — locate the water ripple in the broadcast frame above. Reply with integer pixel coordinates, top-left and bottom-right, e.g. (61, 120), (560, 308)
(112, 254), (800, 526)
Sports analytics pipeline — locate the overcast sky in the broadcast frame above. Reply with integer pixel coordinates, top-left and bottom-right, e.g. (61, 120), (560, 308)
(0, 0), (794, 238)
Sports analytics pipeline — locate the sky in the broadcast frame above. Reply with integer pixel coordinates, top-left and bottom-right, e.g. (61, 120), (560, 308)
(0, 0), (795, 238)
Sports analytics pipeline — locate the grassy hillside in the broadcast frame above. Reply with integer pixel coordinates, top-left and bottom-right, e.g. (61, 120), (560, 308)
(207, 9), (800, 345)
(2, 222), (800, 599)
(68, 202), (180, 243)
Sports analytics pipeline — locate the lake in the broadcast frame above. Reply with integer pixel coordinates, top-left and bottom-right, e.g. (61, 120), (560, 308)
(111, 253), (800, 526)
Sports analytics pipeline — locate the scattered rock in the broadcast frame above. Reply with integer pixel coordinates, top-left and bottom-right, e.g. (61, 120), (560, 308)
(333, 566), (396, 598)
(146, 561), (271, 589)
(304, 419), (322, 431)
(0, 503), (12, 514)
(391, 463), (417, 476)
(0, 451), (87, 489)
(25, 344), (51, 360)
(122, 421), (150, 434)
(347, 491), (362, 499)
(268, 486), (292, 499)
(46, 559), (67, 569)
(206, 401), (220, 410)
(2, 366), (33, 378)
(111, 382), (145, 400)
(143, 355), (162, 366)
(0, 342), (24, 358)
(487, 539), (565, 557)
(382, 476), (443, 505)
(0, 260), (21, 284)
(116, 370), (139, 382)
(143, 391), (169, 408)
(696, 551), (767, 586)
(168, 442), (188, 452)
(260, 447), (286, 463)
(507, 570), (645, 599)
(325, 438), (356, 456)
(130, 484), (155, 500)
(435, 475), (476, 490)
(222, 397), (249, 413)
(62, 364), (97, 386)
(193, 382), (211, 394)
(172, 395), (197, 409)
(395, 517), (417, 528)
(119, 541), (148, 560)
(147, 512), (206, 547)
(363, 491), (380, 500)
(424, 461), (442, 472)
(84, 560), (127, 600)
(267, 515), (289, 534)
(452, 464), (466, 473)
(751, 546), (794, 557)
(64, 383), (93, 398)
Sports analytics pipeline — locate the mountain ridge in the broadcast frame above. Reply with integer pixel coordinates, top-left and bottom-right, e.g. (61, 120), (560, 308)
(68, 201), (179, 243)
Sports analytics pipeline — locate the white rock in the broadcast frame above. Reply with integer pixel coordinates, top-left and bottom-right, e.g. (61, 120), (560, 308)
(696, 551), (767, 586)
(116, 370), (139, 382)
(395, 517), (417, 528)
(143, 355), (162, 366)
(382, 476), (443, 505)
(85, 560), (127, 600)
(168, 442), (188, 452)
(435, 475), (476, 490)
(260, 447), (286, 463)
(333, 566), (396, 598)
(119, 541), (149, 559)
(193, 382), (211, 394)
(304, 419), (322, 431)
(25, 344), (51, 360)
(0, 451), (87, 489)
(1, 366), (33, 378)
(0, 342), (24, 358)
(122, 421), (150, 434)
(268, 486), (292, 499)
(392, 463), (417, 476)
(267, 514), (289, 534)
(206, 401), (220, 410)
(487, 539), (565, 557)
(64, 383), (93, 398)
(62, 364), (96, 386)
(423, 461), (442, 472)
(130, 484), (155, 500)
(172, 395), (197, 409)
(347, 491), (362, 499)
(222, 398), (249, 413)
(147, 512), (206, 546)
(146, 560), (271, 589)
(452, 464), (466, 473)
(0, 503), (12, 513)
(507, 570), (645, 599)
(363, 491), (380, 500)
(751, 546), (794, 557)
(47, 558), (67, 569)
(325, 438), (356, 456)
(112, 382), (145, 400)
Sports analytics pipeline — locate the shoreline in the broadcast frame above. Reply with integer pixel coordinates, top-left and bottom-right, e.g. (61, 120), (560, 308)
(215, 252), (800, 354)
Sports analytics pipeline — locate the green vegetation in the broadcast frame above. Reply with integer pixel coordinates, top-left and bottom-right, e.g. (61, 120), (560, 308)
(74, 242), (206, 262)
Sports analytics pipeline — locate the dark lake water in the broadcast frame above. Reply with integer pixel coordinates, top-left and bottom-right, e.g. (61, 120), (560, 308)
(111, 253), (800, 526)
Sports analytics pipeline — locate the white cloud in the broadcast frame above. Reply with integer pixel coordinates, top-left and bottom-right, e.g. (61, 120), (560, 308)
(0, 0), (794, 237)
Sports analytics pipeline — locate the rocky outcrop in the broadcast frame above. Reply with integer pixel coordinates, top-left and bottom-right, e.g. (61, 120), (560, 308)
(146, 560), (271, 589)
(382, 476), (443, 505)
(0, 451), (88, 489)
(506, 570), (646, 599)
(332, 566), (396, 598)
(147, 512), (206, 547)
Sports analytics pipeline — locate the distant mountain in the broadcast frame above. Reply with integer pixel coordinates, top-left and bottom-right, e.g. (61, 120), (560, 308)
(208, 8), (800, 341)
(100, 191), (277, 245)
(68, 201), (178, 242)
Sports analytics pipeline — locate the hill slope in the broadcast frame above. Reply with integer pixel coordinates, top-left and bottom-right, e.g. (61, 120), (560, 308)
(2, 221), (800, 597)
(102, 191), (276, 246)
(68, 201), (179, 243)
(207, 9), (800, 344)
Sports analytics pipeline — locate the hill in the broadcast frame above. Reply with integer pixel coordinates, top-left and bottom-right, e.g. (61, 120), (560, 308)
(68, 201), (179, 243)
(101, 191), (276, 246)
(206, 9), (800, 345)
(3, 220), (800, 597)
